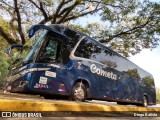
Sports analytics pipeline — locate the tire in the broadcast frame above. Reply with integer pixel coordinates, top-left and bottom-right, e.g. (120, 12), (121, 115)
(70, 82), (87, 102)
(43, 95), (53, 99)
(117, 102), (128, 105)
(5, 84), (12, 92)
(142, 96), (148, 107)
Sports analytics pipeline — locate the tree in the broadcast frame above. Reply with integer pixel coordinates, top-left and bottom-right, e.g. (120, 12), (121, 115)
(126, 69), (141, 79)
(142, 76), (154, 85)
(0, 0), (159, 56)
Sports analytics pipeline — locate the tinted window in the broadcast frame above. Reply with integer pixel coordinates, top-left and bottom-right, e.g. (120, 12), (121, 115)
(74, 37), (102, 62)
(24, 30), (48, 62)
(51, 25), (81, 46)
(75, 37), (118, 68)
(100, 49), (117, 68)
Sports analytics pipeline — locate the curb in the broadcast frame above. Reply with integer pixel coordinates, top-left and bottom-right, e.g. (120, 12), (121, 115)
(0, 99), (160, 112)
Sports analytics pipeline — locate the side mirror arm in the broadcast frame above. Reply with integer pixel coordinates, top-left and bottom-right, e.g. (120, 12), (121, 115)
(6, 44), (24, 56)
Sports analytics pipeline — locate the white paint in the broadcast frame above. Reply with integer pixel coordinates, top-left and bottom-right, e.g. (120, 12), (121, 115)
(90, 64), (117, 80)
(34, 83), (48, 88)
(50, 64), (60, 68)
(39, 77), (47, 84)
(45, 71), (56, 78)
(19, 66), (27, 71)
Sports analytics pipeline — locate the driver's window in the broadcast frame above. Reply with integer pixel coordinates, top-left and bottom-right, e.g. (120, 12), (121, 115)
(37, 36), (60, 63)
(45, 40), (58, 60)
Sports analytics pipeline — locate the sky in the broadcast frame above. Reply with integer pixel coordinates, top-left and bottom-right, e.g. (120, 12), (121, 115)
(71, 0), (160, 88)
(129, 46), (160, 88)
(128, 0), (160, 88)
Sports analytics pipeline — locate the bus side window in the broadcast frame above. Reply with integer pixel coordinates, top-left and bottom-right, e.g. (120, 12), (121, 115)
(74, 37), (102, 62)
(100, 48), (117, 68)
(45, 40), (58, 60)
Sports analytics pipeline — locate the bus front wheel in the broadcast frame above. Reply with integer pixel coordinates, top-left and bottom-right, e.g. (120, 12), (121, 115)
(71, 82), (87, 102)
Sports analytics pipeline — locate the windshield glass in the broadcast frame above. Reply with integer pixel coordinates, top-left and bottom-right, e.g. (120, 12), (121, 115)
(21, 29), (48, 62)
(9, 25), (82, 68)
(8, 29), (48, 69)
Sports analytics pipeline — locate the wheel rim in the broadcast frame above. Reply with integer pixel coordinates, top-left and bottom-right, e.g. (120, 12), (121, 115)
(74, 87), (85, 101)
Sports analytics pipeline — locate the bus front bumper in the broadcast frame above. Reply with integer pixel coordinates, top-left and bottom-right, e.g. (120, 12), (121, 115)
(5, 78), (28, 93)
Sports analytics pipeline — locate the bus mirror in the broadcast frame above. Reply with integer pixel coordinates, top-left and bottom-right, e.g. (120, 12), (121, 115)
(28, 24), (49, 38)
(6, 44), (24, 55)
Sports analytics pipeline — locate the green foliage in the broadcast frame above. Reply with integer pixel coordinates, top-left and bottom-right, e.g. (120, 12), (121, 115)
(0, 18), (10, 51)
(0, 0), (160, 57)
(0, 18), (15, 87)
(142, 76), (154, 85)
(156, 92), (160, 104)
(126, 69), (141, 79)
(98, 0), (160, 56)
(0, 53), (9, 88)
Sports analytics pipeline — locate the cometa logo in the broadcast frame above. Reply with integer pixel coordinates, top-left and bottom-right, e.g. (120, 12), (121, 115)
(90, 64), (117, 80)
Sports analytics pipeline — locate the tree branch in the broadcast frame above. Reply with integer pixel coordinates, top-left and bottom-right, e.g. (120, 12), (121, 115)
(28, 0), (48, 21)
(39, 1), (48, 20)
(0, 0), (14, 9)
(0, 26), (16, 44)
(14, 0), (25, 44)
(0, 5), (14, 16)
(52, 0), (66, 23)
(59, 7), (102, 23)
(90, 0), (124, 9)
(57, 1), (81, 23)
(9, 17), (19, 40)
(28, 0), (40, 9)
(100, 17), (153, 43)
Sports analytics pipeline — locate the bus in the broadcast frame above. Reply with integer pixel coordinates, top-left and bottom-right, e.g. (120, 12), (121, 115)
(5, 24), (156, 107)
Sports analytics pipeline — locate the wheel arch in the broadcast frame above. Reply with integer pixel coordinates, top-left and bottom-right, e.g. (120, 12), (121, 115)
(143, 93), (148, 102)
(142, 93), (149, 106)
(72, 77), (91, 98)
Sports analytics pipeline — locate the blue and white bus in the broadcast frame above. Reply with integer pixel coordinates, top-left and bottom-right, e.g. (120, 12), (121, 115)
(5, 24), (156, 107)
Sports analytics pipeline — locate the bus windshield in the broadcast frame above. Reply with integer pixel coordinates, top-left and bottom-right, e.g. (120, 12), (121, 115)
(10, 29), (47, 68)
(22, 29), (48, 62)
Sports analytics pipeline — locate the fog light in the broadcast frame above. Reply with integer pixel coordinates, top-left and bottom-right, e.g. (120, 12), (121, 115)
(18, 80), (27, 87)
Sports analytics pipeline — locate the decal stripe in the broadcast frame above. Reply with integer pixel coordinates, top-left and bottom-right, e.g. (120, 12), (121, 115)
(7, 68), (51, 82)
(45, 71), (56, 78)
